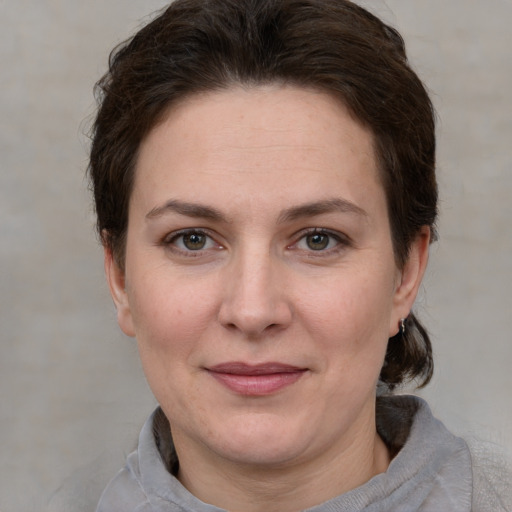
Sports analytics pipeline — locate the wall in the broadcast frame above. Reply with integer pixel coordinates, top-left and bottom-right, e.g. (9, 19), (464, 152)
(1, 1), (511, 510)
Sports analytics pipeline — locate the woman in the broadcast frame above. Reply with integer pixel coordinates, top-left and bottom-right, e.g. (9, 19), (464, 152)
(89, 0), (509, 510)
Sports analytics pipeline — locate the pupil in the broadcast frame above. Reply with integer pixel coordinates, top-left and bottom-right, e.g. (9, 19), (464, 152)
(307, 233), (328, 250)
(184, 233), (206, 250)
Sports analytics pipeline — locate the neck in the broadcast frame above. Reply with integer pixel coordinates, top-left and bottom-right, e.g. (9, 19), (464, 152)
(173, 411), (391, 512)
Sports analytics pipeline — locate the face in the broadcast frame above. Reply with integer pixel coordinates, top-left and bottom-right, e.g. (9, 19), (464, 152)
(106, 86), (428, 471)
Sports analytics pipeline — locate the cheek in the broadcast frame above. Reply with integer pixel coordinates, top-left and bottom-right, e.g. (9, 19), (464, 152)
(300, 281), (392, 409)
(128, 270), (219, 360)
(298, 269), (394, 361)
(128, 272), (221, 413)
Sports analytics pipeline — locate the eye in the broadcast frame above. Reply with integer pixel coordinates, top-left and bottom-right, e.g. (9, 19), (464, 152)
(305, 232), (331, 251)
(164, 229), (220, 253)
(181, 232), (209, 250)
(293, 229), (348, 253)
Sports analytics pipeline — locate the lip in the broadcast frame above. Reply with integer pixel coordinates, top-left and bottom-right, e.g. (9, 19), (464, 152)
(206, 362), (307, 396)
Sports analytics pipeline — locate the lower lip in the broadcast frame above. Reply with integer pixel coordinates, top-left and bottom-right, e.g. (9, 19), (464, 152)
(208, 371), (306, 396)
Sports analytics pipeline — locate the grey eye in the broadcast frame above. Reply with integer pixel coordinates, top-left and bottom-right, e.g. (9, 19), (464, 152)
(306, 233), (330, 250)
(182, 232), (207, 250)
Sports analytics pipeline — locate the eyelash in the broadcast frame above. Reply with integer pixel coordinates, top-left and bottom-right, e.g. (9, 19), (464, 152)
(162, 229), (222, 257)
(291, 228), (351, 255)
(161, 227), (351, 258)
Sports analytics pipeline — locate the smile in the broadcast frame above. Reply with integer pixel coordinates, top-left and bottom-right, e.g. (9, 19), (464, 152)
(206, 362), (308, 396)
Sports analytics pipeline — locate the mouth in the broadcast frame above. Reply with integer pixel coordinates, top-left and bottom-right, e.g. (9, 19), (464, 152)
(206, 362), (308, 396)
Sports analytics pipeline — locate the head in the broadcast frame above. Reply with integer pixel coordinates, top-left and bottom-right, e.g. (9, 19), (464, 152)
(90, 0), (437, 393)
(90, 2), (439, 494)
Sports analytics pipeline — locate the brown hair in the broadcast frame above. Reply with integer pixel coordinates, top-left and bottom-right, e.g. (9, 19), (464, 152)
(89, 0), (437, 390)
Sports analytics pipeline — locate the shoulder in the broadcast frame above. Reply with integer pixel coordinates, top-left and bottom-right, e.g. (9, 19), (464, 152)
(95, 408), (194, 512)
(466, 436), (512, 512)
(46, 446), (154, 512)
(378, 395), (512, 512)
(45, 450), (129, 512)
(95, 451), (151, 512)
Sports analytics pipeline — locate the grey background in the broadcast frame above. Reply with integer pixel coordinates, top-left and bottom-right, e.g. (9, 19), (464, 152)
(1, 1), (511, 511)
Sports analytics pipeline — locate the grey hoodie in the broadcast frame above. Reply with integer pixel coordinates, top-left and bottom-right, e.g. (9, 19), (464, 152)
(95, 395), (511, 512)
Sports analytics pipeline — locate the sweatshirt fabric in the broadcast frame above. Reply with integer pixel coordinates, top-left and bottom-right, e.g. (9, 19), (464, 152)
(95, 395), (510, 512)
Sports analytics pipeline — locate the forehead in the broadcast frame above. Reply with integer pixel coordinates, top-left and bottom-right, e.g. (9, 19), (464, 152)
(132, 85), (383, 217)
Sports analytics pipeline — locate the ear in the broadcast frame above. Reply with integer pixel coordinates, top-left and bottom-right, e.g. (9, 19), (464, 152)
(104, 246), (136, 337)
(389, 226), (431, 336)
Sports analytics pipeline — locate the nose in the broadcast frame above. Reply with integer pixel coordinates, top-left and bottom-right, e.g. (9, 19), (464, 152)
(218, 247), (293, 338)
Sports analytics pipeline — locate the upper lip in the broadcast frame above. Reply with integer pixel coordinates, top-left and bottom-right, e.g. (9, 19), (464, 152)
(207, 362), (306, 375)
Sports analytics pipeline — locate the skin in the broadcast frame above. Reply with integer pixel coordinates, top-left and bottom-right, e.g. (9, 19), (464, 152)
(105, 85), (430, 512)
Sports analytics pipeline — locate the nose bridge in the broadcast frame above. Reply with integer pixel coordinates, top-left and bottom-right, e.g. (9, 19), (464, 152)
(219, 240), (291, 336)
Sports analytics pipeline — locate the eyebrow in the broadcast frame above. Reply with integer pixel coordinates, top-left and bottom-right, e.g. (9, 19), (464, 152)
(277, 198), (368, 223)
(146, 197), (367, 223)
(146, 199), (228, 222)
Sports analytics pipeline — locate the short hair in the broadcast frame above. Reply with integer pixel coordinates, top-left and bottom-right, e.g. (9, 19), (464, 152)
(89, 0), (437, 390)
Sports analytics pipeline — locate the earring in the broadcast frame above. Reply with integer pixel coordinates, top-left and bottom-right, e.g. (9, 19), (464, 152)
(400, 318), (406, 336)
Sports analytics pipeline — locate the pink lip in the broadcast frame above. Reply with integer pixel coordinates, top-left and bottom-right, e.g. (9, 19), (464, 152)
(207, 362), (307, 396)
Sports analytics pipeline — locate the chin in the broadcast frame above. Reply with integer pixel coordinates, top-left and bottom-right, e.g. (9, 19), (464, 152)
(204, 413), (316, 467)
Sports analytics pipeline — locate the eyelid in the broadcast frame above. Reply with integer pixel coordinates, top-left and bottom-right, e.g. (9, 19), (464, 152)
(162, 228), (224, 255)
(161, 227), (351, 256)
(289, 227), (352, 252)
(164, 227), (209, 243)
